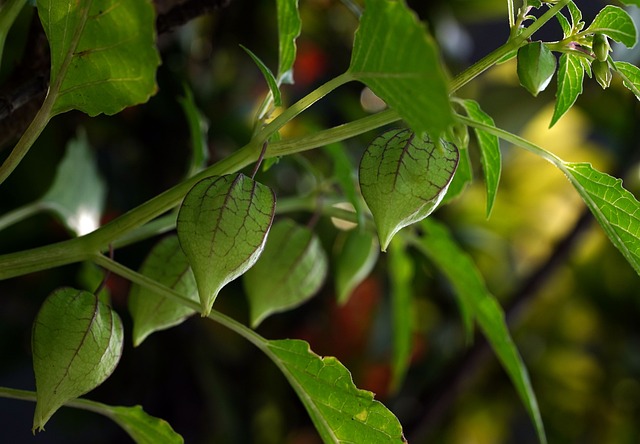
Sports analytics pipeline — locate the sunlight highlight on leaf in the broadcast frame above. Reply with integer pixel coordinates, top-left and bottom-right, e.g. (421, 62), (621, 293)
(585, 5), (637, 48)
(550, 53), (584, 128)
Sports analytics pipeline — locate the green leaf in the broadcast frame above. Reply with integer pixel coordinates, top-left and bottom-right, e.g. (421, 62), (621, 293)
(276, 0), (301, 84)
(460, 99), (502, 217)
(619, 0), (640, 6)
(244, 219), (328, 328)
(325, 143), (365, 227)
(177, 174), (276, 316)
(178, 85), (210, 177)
(348, 0), (453, 139)
(128, 235), (198, 347)
(517, 42), (557, 97)
(106, 405), (184, 444)
(359, 128), (458, 251)
(555, 10), (571, 38)
(241, 44), (282, 107)
(614, 61), (640, 100)
(0, 0), (27, 70)
(37, 0), (160, 117)
(550, 53), (584, 128)
(32, 287), (123, 431)
(415, 220), (546, 444)
(266, 339), (407, 443)
(562, 162), (640, 276)
(388, 237), (413, 394)
(567, 1), (583, 32)
(40, 129), (106, 236)
(335, 229), (379, 305)
(585, 5), (637, 48)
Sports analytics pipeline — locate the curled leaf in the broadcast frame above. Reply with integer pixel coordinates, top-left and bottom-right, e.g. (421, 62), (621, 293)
(244, 219), (328, 327)
(32, 288), (123, 431)
(359, 128), (458, 251)
(177, 174), (276, 315)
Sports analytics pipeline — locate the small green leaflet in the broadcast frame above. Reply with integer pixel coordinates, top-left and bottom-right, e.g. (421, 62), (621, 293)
(348, 0), (453, 139)
(177, 174), (276, 316)
(335, 229), (379, 305)
(550, 53), (585, 128)
(244, 219), (328, 328)
(517, 42), (556, 97)
(585, 5), (637, 49)
(276, 0), (301, 84)
(359, 129), (458, 251)
(415, 220), (546, 444)
(562, 162), (640, 276)
(614, 61), (640, 100)
(325, 143), (365, 228)
(241, 45), (282, 107)
(40, 129), (106, 236)
(178, 86), (210, 177)
(32, 288), (123, 432)
(266, 339), (407, 443)
(0, 0), (26, 71)
(128, 235), (198, 347)
(388, 237), (413, 394)
(37, 0), (160, 116)
(106, 405), (184, 444)
(459, 99), (502, 217)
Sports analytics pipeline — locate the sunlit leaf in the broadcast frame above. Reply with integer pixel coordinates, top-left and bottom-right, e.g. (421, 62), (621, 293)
(550, 53), (584, 128)
(128, 235), (198, 347)
(555, 9), (571, 38)
(460, 99), (501, 217)
(40, 129), (106, 236)
(276, 0), (301, 84)
(562, 162), (640, 276)
(388, 237), (413, 393)
(585, 5), (637, 48)
(32, 288), (123, 431)
(335, 229), (379, 305)
(241, 44), (282, 107)
(106, 405), (184, 444)
(266, 339), (407, 443)
(37, 0), (160, 116)
(349, 0), (453, 138)
(178, 85), (210, 177)
(359, 128), (458, 251)
(614, 61), (640, 100)
(177, 174), (276, 316)
(567, 1), (583, 32)
(415, 220), (546, 444)
(517, 42), (556, 97)
(244, 219), (328, 328)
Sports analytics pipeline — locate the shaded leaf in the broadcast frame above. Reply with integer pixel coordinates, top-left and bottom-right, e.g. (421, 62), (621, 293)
(0, 0), (26, 70)
(128, 235), (198, 347)
(620, 0), (640, 6)
(517, 42), (556, 97)
(388, 237), (413, 394)
(415, 220), (546, 444)
(359, 128), (458, 251)
(37, 0), (160, 116)
(614, 61), (640, 100)
(266, 339), (407, 443)
(106, 405), (184, 444)
(40, 129), (106, 236)
(178, 85), (210, 177)
(585, 5), (637, 48)
(325, 143), (365, 227)
(276, 0), (301, 84)
(241, 44), (282, 107)
(550, 53), (584, 127)
(244, 219), (328, 328)
(349, 0), (453, 139)
(335, 229), (379, 305)
(562, 162), (640, 276)
(460, 99), (502, 217)
(177, 174), (276, 315)
(32, 288), (123, 431)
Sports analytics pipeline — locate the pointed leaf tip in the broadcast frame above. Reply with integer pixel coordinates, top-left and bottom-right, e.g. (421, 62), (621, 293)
(359, 129), (458, 250)
(177, 174), (276, 315)
(32, 288), (123, 431)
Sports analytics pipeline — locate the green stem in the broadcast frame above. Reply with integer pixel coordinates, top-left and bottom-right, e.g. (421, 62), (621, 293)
(455, 113), (563, 167)
(0, 201), (47, 232)
(0, 386), (110, 416)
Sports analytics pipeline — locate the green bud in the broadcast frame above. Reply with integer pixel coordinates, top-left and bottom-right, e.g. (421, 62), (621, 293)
(592, 33), (610, 63)
(592, 59), (612, 89)
(517, 42), (557, 97)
